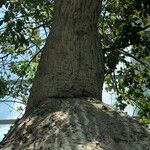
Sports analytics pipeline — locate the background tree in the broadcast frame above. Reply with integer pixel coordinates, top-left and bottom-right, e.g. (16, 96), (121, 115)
(100, 0), (150, 125)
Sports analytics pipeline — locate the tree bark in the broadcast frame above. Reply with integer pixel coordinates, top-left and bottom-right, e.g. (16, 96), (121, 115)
(0, 98), (149, 150)
(0, 1), (149, 149)
(25, 0), (104, 113)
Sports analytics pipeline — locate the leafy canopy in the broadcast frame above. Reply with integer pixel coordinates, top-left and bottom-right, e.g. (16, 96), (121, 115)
(0, 0), (149, 125)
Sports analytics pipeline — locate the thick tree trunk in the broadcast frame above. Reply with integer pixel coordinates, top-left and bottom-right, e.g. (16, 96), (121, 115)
(0, 98), (149, 149)
(0, 0), (149, 149)
(26, 0), (104, 113)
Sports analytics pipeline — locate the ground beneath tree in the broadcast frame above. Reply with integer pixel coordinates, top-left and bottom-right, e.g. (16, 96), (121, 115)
(0, 98), (149, 150)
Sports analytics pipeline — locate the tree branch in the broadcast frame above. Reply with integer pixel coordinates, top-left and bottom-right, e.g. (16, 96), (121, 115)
(0, 100), (26, 105)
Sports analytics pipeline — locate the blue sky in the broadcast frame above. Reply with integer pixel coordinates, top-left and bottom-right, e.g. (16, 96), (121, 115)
(0, 100), (25, 141)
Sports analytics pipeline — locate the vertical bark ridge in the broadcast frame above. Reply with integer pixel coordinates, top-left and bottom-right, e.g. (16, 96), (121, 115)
(25, 0), (104, 112)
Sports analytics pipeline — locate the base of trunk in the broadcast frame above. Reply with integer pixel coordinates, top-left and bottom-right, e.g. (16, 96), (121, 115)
(0, 98), (149, 150)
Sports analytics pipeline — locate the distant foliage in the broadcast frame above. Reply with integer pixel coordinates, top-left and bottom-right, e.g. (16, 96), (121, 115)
(100, 0), (150, 125)
(0, 76), (8, 98)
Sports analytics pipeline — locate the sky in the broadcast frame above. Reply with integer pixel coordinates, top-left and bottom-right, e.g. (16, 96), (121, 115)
(0, 100), (25, 141)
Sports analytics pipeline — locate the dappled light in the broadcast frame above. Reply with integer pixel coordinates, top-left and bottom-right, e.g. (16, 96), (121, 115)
(0, 98), (149, 149)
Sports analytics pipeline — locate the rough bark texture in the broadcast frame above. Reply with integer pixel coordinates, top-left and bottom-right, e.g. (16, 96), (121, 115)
(26, 0), (104, 112)
(1, 1), (150, 149)
(0, 98), (149, 150)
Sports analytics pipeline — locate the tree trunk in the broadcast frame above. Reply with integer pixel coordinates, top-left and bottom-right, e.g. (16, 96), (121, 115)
(0, 0), (149, 149)
(26, 0), (104, 113)
(0, 98), (149, 149)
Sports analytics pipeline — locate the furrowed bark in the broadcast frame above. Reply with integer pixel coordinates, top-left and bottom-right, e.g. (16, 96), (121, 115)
(26, 0), (104, 113)
(1, 98), (149, 150)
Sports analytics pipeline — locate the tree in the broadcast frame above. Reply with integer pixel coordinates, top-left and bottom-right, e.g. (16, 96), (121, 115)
(101, 0), (150, 125)
(0, 0), (149, 124)
(25, 0), (104, 114)
(0, 0), (150, 149)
